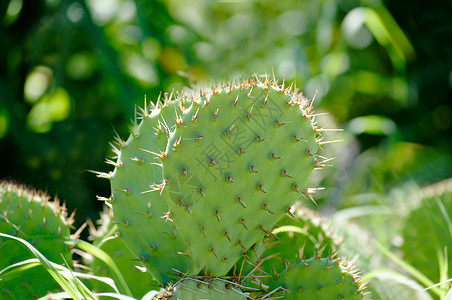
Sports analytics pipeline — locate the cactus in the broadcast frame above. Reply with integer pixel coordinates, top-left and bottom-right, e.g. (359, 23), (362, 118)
(100, 76), (323, 284)
(156, 278), (248, 299)
(265, 254), (367, 299)
(90, 210), (160, 297)
(242, 205), (338, 281)
(0, 181), (73, 298)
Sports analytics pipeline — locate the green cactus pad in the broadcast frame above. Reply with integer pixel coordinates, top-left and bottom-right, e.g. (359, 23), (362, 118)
(156, 278), (247, 300)
(162, 78), (320, 276)
(241, 206), (338, 280)
(268, 255), (367, 299)
(106, 99), (193, 284)
(0, 181), (72, 299)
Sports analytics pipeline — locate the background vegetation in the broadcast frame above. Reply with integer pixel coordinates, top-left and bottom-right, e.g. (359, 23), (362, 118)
(1, 0), (451, 298)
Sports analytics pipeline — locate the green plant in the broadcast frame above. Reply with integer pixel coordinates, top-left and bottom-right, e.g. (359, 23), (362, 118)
(0, 181), (73, 298)
(4, 75), (451, 299)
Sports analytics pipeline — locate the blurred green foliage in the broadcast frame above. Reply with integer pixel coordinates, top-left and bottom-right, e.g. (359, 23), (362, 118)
(0, 0), (452, 298)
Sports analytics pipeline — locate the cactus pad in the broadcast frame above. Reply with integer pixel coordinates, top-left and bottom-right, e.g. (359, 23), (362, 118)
(268, 255), (367, 299)
(0, 181), (72, 298)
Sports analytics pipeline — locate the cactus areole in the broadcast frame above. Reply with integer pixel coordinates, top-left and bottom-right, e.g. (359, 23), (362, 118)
(104, 76), (326, 284)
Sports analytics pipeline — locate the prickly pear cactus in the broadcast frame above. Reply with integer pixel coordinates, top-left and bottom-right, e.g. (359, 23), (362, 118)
(0, 181), (72, 299)
(156, 278), (247, 300)
(267, 254), (367, 299)
(243, 205), (338, 280)
(162, 78), (321, 276)
(101, 75), (328, 284)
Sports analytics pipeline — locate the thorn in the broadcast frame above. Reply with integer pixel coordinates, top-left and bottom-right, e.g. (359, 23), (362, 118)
(237, 240), (247, 250)
(215, 210), (221, 222)
(181, 167), (188, 175)
(262, 203), (275, 214)
(247, 86), (253, 98)
(195, 135), (203, 142)
(275, 120), (287, 126)
(238, 147), (246, 155)
(293, 135), (304, 142)
(90, 170), (112, 179)
(209, 247), (218, 259)
(261, 95), (268, 107)
(114, 188), (130, 195)
(130, 157), (144, 164)
(105, 158), (122, 168)
(192, 107), (200, 122)
(317, 139), (344, 145)
(271, 153), (282, 160)
(200, 226), (207, 238)
(213, 106), (219, 121)
(173, 136), (182, 150)
(140, 148), (166, 160)
(223, 231), (232, 243)
(199, 188), (206, 197)
(232, 94), (239, 108)
(236, 196), (247, 208)
(256, 135), (266, 142)
(225, 124), (234, 137)
(249, 165), (258, 173)
(239, 218), (248, 230)
(282, 170), (294, 178)
(246, 105), (253, 121)
(258, 184), (267, 193)
(209, 158), (215, 166)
